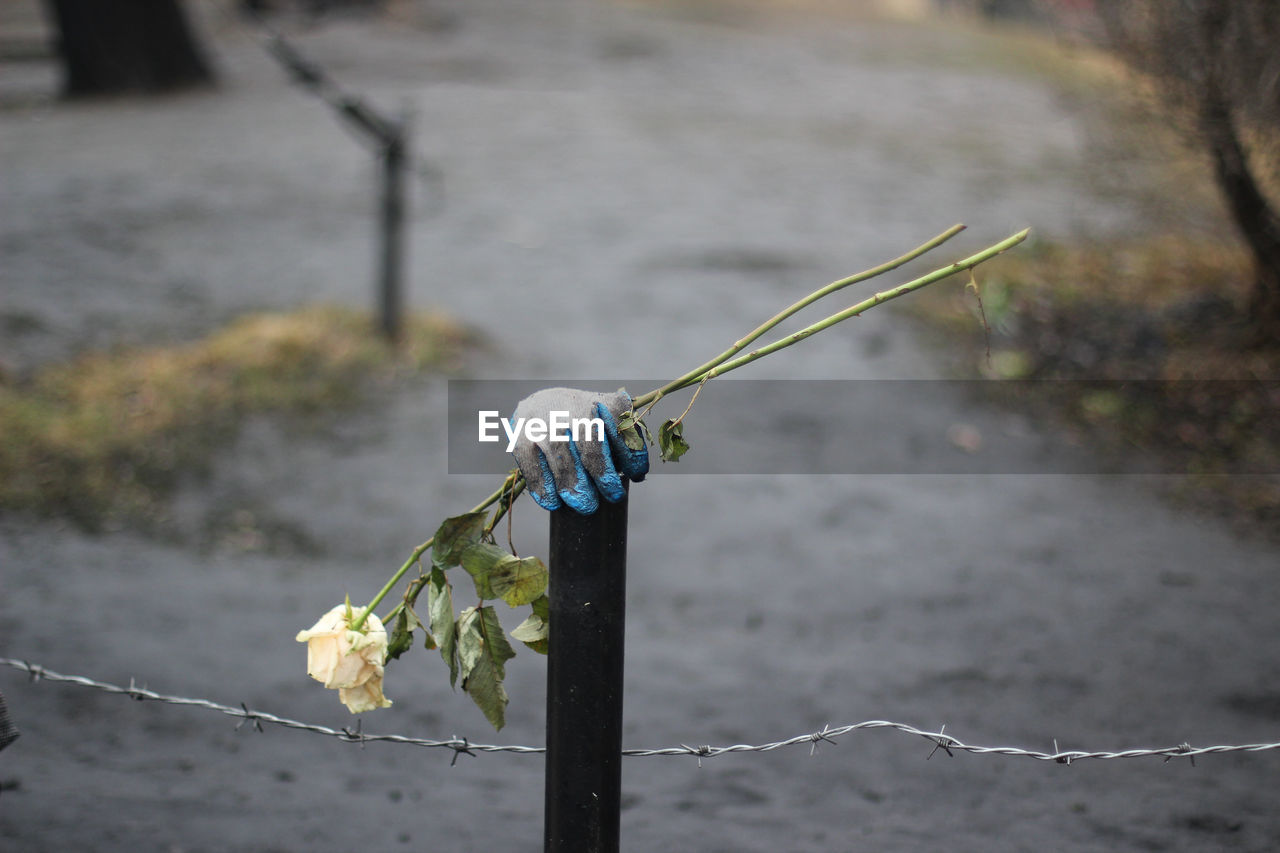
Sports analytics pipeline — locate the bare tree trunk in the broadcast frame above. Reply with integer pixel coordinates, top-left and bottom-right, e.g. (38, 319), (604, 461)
(1198, 88), (1280, 341)
(46, 0), (215, 97)
(1098, 1), (1280, 343)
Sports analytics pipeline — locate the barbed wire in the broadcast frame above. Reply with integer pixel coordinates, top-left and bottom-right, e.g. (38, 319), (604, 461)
(6, 657), (1280, 767)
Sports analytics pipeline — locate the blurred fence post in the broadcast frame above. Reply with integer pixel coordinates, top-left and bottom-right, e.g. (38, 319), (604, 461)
(378, 109), (409, 343)
(544, 489), (629, 853)
(261, 31), (413, 342)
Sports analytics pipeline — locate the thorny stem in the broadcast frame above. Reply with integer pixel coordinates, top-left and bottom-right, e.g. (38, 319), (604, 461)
(355, 226), (1027, 630)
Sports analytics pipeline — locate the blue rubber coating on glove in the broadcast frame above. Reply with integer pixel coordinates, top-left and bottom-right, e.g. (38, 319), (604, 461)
(510, 387), (650, 515)
(582, 408), (625, 504)
(558, 439), (601, 515)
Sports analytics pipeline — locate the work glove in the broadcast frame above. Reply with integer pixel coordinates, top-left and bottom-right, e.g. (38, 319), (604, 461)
(510, 387), (649, 515)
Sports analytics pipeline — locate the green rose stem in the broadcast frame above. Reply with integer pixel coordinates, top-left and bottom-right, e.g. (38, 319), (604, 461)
(633, 223), (967, 417)
(631, 226), (1028, 409)
(351, 478), (524, 632)
(379, 474), (529, 630)
(351, 226), (1027, 632)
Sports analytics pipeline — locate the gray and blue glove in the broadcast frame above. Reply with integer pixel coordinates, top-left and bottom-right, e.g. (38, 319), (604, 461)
(510, 387), (649, 515)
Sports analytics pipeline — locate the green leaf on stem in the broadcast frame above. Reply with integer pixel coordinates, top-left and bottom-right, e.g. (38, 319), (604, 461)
(386, 604), (425, 660)
(658, 418), (690, 462)
(511, 593), (550, 654)
(510, 601), (549, 655)
(461, 544), (547, 607)
(457, 605), (516, 730)
(417, 604), (437, 651)
(489, 555), (548, 608)
(431, 511), (488, 571)
(459, 542), (510, 599)
(428, 567), (458, 688)
(616, 409), (646, 452)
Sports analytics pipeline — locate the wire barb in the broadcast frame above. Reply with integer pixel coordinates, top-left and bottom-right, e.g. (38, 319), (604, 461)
(926, 724), (955, 760)
(341, 719), (368, 748)
(810, 724), (838, 757)
(236, 703), (265, 733)
(127, 678), (148, 701)
(1164, 742), (1196, 767)
(1051, 738), (1073, 766)
(449, 737), (476, 767)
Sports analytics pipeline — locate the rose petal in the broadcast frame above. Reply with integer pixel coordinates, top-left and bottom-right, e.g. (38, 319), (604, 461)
(339, 675), (392, 714)
(296, 605), (348, 638)
(303, 633), (344, 685)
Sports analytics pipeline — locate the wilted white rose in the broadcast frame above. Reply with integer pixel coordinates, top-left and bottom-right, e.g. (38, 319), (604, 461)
(296, 604), (392, 713)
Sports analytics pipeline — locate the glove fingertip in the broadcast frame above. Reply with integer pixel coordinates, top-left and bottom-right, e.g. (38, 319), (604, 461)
(559, 487), (599, 515)
(529, 488), (562, 511)
(596, 472), (626, 503)
(621, 449), (650, 479)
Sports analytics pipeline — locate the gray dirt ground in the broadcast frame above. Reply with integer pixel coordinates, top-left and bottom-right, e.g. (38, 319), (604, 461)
(2, 1), (1278, 851)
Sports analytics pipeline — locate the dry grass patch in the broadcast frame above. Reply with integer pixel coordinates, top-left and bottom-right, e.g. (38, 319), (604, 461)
(0, 306), (471, 528)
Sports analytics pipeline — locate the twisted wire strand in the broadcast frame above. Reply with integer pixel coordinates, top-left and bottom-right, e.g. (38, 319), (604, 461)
(6, 658), (1279, 765)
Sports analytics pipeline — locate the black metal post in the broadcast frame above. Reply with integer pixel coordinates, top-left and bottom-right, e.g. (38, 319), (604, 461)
(378, 112), (408, 342)
(544, 490), (628, 853)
